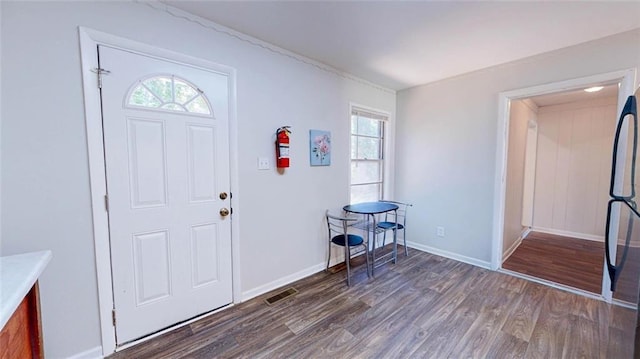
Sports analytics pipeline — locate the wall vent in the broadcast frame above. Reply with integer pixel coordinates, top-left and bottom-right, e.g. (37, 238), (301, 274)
(264, 287), (298, 306)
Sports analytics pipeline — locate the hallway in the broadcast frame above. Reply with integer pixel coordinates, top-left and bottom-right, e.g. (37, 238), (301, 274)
(503, 231), (604, 294)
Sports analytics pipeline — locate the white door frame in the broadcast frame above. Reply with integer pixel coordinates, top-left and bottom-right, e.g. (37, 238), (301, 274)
(78, 27), (242, 355)
(492, 69), (637, 302)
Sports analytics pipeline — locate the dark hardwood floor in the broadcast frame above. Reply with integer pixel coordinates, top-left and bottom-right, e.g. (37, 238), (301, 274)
(109, 246), (635, 358)
(502, 231), (604, 294)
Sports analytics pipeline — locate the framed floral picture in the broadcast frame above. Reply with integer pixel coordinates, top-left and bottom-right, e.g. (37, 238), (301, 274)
(309, 130), (331, 166)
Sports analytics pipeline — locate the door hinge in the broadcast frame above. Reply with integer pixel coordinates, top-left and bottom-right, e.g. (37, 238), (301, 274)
(104, 194), (109, 212)
(112, 309), (116, 326)
(91, 67), (111, 89)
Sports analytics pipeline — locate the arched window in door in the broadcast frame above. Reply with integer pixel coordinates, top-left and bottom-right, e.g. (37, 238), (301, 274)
(126, 74), (212, 116)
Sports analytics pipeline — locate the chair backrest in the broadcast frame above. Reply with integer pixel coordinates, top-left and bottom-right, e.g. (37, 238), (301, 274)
(326, 210), (358, 239)
(379, 200), (412, 226)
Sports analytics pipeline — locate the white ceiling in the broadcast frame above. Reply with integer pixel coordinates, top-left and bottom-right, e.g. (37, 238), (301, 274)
(163, 1), (640, 91)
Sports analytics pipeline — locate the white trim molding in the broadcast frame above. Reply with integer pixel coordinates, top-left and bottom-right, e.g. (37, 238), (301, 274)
(532, 227), (604, 242)
(502, 227), (531, 262)
(499, 269), (605, 301)
(492, 68), (637, 303)
(78, 27), (240, 356)
(139, 1), (395, 95)
(502, 237), (523, 262)
(406, 241), (492, 269)
(67, 346), (103, 359)
(241, 263), (326, 302)
(502, 268), (634, 310)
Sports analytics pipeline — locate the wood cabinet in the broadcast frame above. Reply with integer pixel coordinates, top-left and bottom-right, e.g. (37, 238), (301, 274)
(0, 284), (43, 358)
(0, 251), (51, 359)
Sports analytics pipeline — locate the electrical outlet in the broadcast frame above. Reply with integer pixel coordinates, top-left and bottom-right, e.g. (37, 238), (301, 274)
(258, 157), (270, 170)
(436, 226), (445, 237)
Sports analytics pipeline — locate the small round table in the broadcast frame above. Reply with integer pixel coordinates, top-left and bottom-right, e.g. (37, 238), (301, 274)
(343, 202), (399, 275)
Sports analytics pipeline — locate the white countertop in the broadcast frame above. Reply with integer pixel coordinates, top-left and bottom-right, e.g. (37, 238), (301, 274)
(0, 250), (52, 330)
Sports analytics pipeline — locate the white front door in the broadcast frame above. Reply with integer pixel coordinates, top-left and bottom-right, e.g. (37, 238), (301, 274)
(99, 45), (232, 344)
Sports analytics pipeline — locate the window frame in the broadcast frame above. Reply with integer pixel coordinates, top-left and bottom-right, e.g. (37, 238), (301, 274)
(349, 106), (390, 204)
(124, 73), (214, 117)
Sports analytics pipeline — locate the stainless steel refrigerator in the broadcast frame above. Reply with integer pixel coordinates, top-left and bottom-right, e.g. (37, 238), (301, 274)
(604, 87), (640, 356)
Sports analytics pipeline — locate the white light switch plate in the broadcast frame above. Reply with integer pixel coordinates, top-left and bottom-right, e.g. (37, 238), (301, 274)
(258, 157), (270, 170)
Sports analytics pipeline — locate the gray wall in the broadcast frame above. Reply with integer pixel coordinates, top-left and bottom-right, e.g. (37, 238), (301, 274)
(396, 29), (640, 264)
(0, 2), (395, 357)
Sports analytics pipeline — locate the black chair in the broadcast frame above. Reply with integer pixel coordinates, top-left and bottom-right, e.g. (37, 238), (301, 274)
(325, 210), (370, 286)
(377, 201), (412, 256)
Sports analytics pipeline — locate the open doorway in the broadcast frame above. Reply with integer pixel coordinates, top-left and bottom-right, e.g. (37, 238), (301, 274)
(492, 69), (637, 302)
(501, 84), (618, 296)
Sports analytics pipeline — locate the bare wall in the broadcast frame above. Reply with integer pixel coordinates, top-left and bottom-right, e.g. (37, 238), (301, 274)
(503, 100), (536, 255)
(0, 2), (395, 357)
(0, 1), (3, 252)
(396, 29), (640, 264)
(532, 96), (617, 238)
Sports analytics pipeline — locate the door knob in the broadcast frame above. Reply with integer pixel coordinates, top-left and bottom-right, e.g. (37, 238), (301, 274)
(219, 192), (228, 200)
(220, 208), (230, 217)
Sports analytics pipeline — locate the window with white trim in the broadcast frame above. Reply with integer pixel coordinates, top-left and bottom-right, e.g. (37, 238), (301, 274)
(350, 108), (387, 203)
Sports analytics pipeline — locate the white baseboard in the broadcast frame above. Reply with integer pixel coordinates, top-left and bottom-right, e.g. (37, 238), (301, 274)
(503, 237), (523, 262)
(406, 241), (492, 269)
(502, 227), (530, 262)
(241, 263), (326, 302)
(612, 298), (637, 309)
(498, 268), (605, 301)
(532, 227), (604, 242)
(67, 346), (103, 359)
(242, 241), (494, 302)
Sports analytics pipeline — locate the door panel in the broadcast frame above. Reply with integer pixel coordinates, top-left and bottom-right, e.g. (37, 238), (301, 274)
(187, 125), (217, 202)
(133, 230), (171, 304)
(190, 223), (219, 287)
(127, 118), (168, 208)
(99, 45), (232, 344)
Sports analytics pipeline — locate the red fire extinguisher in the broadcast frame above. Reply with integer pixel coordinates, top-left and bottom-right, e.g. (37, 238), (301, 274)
(276, 126), (291, 168)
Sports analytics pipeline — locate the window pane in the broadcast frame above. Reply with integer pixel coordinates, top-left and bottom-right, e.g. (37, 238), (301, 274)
(161, 103), (185, 111)
(127, 76), (213, 116)
(350, 184), (381, 203)
(351, 116), (382, 137)
(351, 161), (381, 185)
(143, 77), (172, 102)
(174, 79), (199, 103)
(185, 96), (211, 115)
(349, 109), (385, 205)
(355, 137), (381, 160)
(129, 86), (162, 108)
